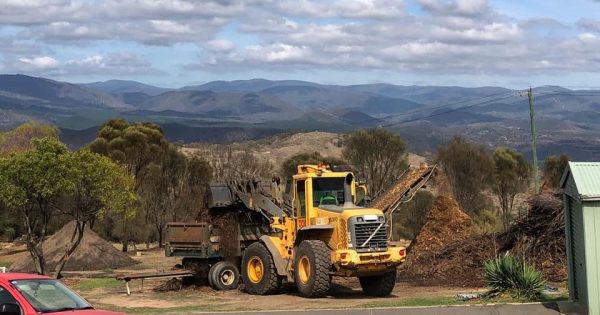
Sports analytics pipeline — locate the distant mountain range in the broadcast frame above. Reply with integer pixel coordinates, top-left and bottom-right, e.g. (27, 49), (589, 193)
(1, 74), (599, 160)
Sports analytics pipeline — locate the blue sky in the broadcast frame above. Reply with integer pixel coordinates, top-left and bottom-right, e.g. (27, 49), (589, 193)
(1, 0), (599, 88)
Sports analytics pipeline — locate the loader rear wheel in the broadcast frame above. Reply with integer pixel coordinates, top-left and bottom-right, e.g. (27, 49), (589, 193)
(242, 242), (281, 295)
(294, 240), (331, 298)
(209, 261), (240, 290)
(359, 271), (396, 297)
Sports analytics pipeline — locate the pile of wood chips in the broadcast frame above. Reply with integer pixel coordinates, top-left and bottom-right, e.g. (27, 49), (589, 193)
(400, 195), (487, 286)
(400, 193), (567, 287)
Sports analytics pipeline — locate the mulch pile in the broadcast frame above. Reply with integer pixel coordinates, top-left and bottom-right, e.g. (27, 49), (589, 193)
(400, 193), (566, 287)
(401, 196), (487, 286)
(10, 221), (138, 273)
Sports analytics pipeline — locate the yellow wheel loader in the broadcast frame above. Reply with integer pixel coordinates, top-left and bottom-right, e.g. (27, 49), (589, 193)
(166, 164), (406, 297)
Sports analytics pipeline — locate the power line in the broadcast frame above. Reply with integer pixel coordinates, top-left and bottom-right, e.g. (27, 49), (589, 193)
(376, 89), (599, 127)
(382, 94), (518, 126)
(381, 90), (518, 119)
(538, 92), (600, 97)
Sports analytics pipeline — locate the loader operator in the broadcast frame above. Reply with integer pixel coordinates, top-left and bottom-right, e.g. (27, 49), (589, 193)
(319, 193), (338, 206)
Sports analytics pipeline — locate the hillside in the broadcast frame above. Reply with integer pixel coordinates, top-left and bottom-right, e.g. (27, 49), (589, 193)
(182, 131), (426, 169)
(0, 74), (127, 110)
(137, 90), (302, 119)
(1, 75), (599, 160)
(83, 79), (171, 96)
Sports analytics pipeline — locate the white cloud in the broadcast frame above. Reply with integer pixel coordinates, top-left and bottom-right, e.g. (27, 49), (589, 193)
(149, 20), (193, 34)
(2, 0), (600, 80)
(578, 32), (597, 42)
(18, 56), (58, 69)
(205, 39), (235, 52)
(63, 53), (161, 75)
(2, 0), (242, 45)
(0, 0), (85, 25)
(246, 43), (311, 62)
(277, 0), (405, 18)
(431, 22), (521, 42)
(239, 16), (299, 33)
(419, 0), (490, 17)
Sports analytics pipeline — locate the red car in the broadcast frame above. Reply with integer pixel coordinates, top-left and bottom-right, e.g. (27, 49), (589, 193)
(0, 273), (126, 315)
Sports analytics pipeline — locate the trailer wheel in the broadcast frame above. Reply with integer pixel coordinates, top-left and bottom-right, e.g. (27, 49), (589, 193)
(242, 242), (281, 295)
(294, 240), (331, 298)
(359, 270), (396, 297)
(209, 261), (240, 290)
(207, 264), (214, 288)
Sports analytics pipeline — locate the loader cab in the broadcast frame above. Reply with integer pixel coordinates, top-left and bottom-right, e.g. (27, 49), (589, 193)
(292, 165), (359, 221)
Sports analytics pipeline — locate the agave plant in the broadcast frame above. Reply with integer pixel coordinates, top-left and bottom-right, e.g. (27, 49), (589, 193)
(483, 252), (546, 300)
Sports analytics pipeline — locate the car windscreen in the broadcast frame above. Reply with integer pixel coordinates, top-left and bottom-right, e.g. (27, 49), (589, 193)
(11, 279), (92, 313)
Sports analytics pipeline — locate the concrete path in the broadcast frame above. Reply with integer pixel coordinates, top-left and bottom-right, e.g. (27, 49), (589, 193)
(195, 302), (575, 315)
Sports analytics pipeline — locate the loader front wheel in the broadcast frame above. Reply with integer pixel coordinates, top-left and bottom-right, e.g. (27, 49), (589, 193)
(242, 242), (281, 295)
(294, 240), (331, 298)
(359, 270), (396, 297)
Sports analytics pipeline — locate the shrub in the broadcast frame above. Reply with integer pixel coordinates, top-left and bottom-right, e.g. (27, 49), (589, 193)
(2, 227), (16, 241)
(483, 253), (546, 300)
(473, 209), (503, 234)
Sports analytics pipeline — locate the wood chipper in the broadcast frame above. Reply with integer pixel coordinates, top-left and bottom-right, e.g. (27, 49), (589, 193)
(165, 164), (407, 297)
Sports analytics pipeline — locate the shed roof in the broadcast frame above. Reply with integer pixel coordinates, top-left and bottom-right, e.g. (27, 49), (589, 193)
(561, 162), (600, 201)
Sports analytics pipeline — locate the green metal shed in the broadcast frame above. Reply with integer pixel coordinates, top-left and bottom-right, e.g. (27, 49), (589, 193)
(561, 162), (600, 315)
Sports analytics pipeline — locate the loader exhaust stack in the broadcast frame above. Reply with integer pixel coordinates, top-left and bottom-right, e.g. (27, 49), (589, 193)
(343, 173), (355, 208)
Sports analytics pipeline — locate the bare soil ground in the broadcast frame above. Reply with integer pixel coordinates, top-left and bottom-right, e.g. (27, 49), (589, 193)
(2, 243), (567, 314)
(58, 249), (485, 314)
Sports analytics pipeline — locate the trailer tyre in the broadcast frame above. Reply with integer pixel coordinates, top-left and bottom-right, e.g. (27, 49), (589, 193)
(209, 261), (240, 290)
(207, 266), (214, 288)
(294, 240), (331, 298)
(359, 270), (396, 297)
(242, 242), (281, 295)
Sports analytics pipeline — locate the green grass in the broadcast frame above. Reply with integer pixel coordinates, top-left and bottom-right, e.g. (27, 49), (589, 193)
(361, 293), (569, 309)
(72, 278), (122, 292)
(92, 303), (260, 315)
(94, 304), (209, 315)
(362, 297), (469, 308)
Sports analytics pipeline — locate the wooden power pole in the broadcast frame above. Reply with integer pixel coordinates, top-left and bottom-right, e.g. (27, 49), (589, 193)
(528, 87), (541, 193)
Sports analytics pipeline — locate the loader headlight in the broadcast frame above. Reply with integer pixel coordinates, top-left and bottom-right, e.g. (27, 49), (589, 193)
(357, 217), (364, 222)
(378, 216), (384, 222)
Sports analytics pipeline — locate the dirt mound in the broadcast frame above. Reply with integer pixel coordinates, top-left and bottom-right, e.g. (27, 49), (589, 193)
(10, 221), (138, 272)
(400, 193), (566, 286)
